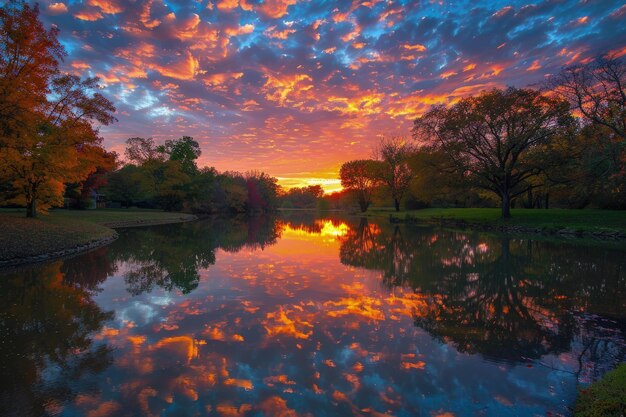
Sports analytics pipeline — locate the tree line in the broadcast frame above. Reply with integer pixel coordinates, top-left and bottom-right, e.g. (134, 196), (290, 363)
(339, 56), (625, 218)
(103, 136), (280, 213)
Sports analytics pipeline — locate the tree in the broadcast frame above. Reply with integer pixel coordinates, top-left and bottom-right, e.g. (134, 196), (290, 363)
(405, 149), (475, 208)
(339, 159), (379, 212)
(157, 136), (201, 175)
(0, 1), (64, 144)
(280, 185), (324, 209)
(244, 171), (280, 212)
(124, 137), (163, 165)
(105, 164), (150, 207)
(149, 160), (191, 211)
(0, 3), (116, 217)
(1, 75), (116, 216)
(546, 55), (626, 201)
(374, 136), (416, 211)
(65, 151), (117, 209)
(413, 87), (572, 218)
(546, 55), (625, 140)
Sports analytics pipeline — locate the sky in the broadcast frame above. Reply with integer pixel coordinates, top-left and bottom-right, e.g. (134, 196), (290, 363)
(37, 0), (626, 192)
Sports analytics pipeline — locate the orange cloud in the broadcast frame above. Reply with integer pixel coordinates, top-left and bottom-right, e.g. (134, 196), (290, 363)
(263, 73), (313, 105)
(74, 10), (104, 21)
(255, 0), (297, 19)
(87, 0), (124, 14)
(153, 51), (198, 81)
(402, 43), (427, 52)
(526, 59), (541, 71)
(47, 2), (68, 15)
(217, 0), (240, 11)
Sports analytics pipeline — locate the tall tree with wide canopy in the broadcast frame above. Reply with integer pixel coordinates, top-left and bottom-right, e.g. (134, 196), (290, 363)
(0, 2), (116, 217)
(412, 88), (572, 218)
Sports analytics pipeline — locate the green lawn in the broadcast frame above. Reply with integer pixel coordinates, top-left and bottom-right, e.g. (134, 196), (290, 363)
(362, 208), (626, 234)
(0, 208), (196, 264)
(575, 363), (626, 417)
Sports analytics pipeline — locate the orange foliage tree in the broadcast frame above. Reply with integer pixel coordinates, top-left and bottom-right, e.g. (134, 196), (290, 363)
(0, 1), (116, 217)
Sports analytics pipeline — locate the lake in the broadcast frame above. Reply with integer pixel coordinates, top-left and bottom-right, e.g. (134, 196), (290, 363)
(1, 214), (624, 417)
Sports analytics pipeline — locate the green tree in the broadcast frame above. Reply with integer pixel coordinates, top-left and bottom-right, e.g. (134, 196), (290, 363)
(105, 164), (150, 207)
(157, 136), (201, 175)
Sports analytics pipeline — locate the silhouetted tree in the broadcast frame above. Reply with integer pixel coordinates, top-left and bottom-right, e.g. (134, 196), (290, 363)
(374, 136), (416, 211)
(413, 88), (572, 218)
(340, 159), (379, 212)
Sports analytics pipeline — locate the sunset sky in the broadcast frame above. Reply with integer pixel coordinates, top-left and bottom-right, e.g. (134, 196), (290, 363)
(39, 0), (626, 192)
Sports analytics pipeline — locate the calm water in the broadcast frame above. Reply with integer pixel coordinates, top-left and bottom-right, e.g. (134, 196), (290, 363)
(1, 214), (625, 417)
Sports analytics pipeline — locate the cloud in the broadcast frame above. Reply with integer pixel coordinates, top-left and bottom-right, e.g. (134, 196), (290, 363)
(38, 0), (626, 187)
(46, 2), (68, 15)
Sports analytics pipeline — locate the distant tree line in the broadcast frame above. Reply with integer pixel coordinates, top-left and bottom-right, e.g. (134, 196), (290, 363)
(103, 136), (280, 214)
(340, 56), (626, 218)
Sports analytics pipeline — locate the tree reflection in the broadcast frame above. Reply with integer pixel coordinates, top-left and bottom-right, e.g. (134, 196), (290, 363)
(339, 219), (626, 364)
(108, 215), (281, 295)
(0, 262), (113, 417)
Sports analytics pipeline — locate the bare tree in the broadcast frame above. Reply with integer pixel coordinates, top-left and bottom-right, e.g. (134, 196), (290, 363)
(374, 136), (416, 212)
(546, 55), (625, 139)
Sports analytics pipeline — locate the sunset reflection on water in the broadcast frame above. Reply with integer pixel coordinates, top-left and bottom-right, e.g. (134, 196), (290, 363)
(0, 216), (624, 417)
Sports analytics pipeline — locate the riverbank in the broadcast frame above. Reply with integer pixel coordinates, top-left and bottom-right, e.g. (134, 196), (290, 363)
(360, 208), (626, 240)
(0, 209), (197, 267)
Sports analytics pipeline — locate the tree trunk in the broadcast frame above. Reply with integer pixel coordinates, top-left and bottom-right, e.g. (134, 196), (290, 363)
(526, 188), (533, 208)
(26, 198), (37, 218)
(358, 200), (369, 212)
(394, 199), (400, 212)
(501, 192), (511, 219)
(545, 193), (549, 209)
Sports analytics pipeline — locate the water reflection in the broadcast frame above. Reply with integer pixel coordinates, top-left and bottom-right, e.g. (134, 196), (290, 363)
(111, 216), (281, 295)
(339, 219), (626, 373)
(0, 261), (113, 417)
(0, 215), (624, 417)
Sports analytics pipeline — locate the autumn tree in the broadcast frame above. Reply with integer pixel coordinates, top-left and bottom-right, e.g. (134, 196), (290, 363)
(0, 1), (63, 144)
(244, 171), (280, 212)
(413, 88), (572, 218)
(340, 159), (379, 212)
(374, 136), (416, 211)
(1, 75), (116, 216)
(0, 2), (116, 217)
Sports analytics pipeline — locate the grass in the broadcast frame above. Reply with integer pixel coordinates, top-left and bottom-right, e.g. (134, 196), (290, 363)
(362, 208), (626, 234)
(575, 363), (626, 417)
(0, 208), (196, 264)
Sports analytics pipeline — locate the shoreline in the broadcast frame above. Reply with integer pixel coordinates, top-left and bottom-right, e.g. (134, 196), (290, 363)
(390, 216), (626, 241)
(0, 214), (197, 269)
(358, 208), (626, 242)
